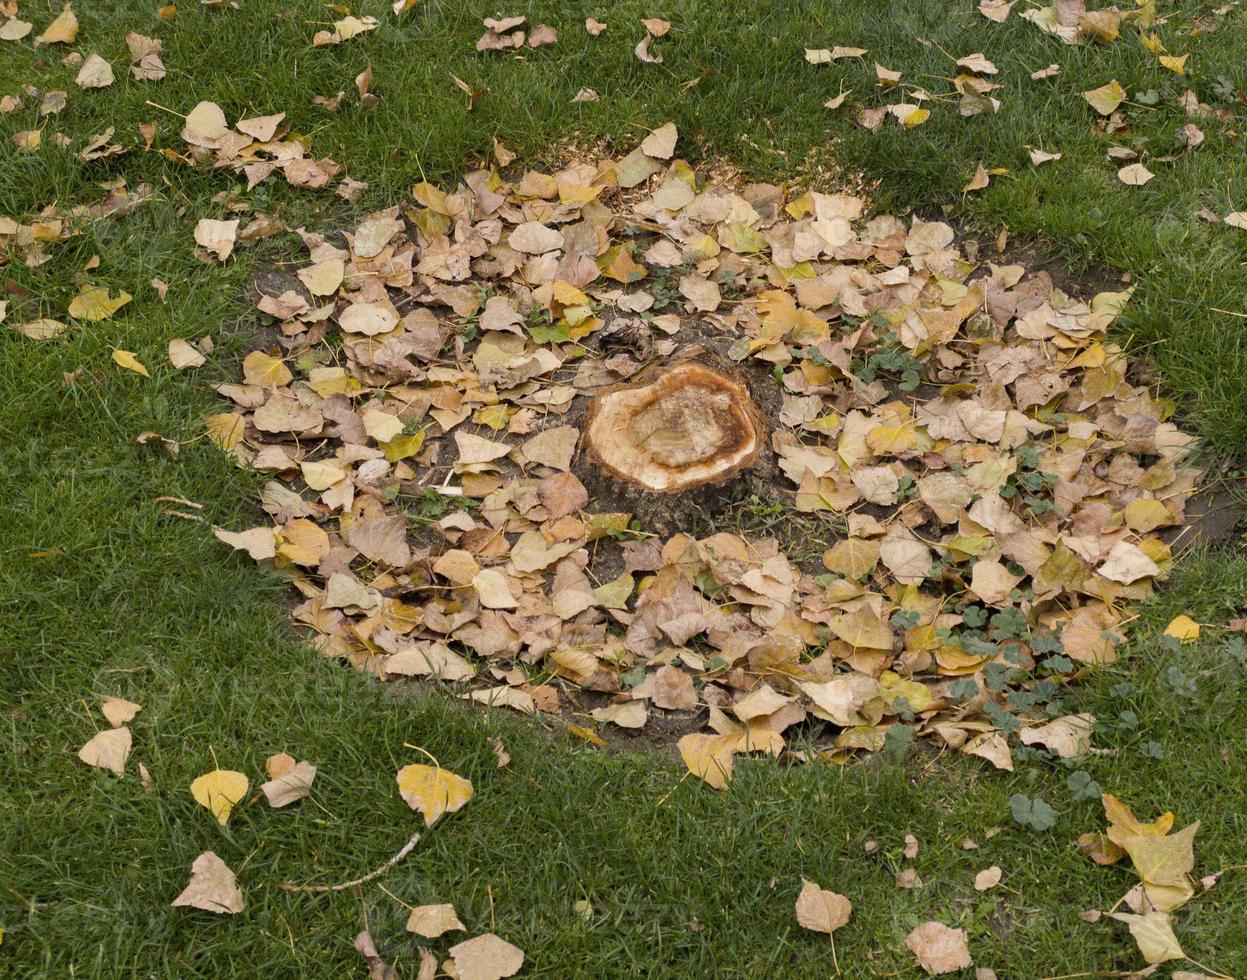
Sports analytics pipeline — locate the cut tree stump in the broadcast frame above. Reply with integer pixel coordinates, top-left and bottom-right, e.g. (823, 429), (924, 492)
(583, 360), (764, 493)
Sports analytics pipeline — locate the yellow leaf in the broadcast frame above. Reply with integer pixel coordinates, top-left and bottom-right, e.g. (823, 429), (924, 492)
(1159, 54), (1188, 75)
(70, 285), (133, 321)
(12, 318), (68, 340)
(1083, 79), (1126, 115)
(111, 349), (149, 377)
(1107, 911), (1185, 964)
(1163, 615), (1199, 643)
(396, 763), (474, 826)
(36, 3), (78, 45)
(380, 428), (426, 462)
(189, 769), (249, 825)
(204, 412), (244, 451)
(242, 351), (293, 387)
(565, 723), (607, 747)
(678, 732), (736, 790)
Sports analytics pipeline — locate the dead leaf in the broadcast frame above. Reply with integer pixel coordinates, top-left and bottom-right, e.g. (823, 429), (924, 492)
(100, 696), (141, 727)
(75, 53), (115, 89)
(1107, 911), (1185, 964)
(36, 3), (78, 45)
(906, 921), (973, 974)
(396, 763), (474, 825)
(78, 726), (131, 774)
(190, 769), (249, 825)
(406, 903), (465, 938)
(974, 866), (1002, 891)
(195, 218), (239, 261)
(260, 760), (317, 807)
(171, 851), (244, 914)
(448, 934), (525, 980)
(678, 732), (735, 789)
(794, 878), (852, 933)
(112, 349), (150, 377)
(1083, 80), (1126, 115)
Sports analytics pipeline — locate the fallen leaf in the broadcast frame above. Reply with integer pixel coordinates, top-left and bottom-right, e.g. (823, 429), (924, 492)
(190, 769), (249, 825)
(78, 726), (131, 774)
(794, 878), (852, 933)
(678, 732), (735, 789)
(641, 121), (678, 159)
(171, 851), (244, 914)
(1117, 163), (1154, 186)
(1107, 911), (1185, 964)
(112, 349), (150, 377)
(168, 338), (206, 369)
(194, 218), (239, 261)
(974, 866), (1002, 891)
(75, 53), (115, 89)
(70, 285), (132, 321)
(36, 3), (78, 45)
(406, 903), (465, 938)
(906, 921), (973, 975)
(448, 933), (525, 980)
(100, 696), (141, 727)
(396, 763), (474, 825)
(1083, 80), (1126, 115)
(1163, 615), (1199, 643)
(260, 760), (317, 807)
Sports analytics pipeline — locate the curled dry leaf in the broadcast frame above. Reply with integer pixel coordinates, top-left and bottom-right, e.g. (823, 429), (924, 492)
(261, 760), (317, 807)
(172, 851), (244, 914)
(194, 218), (239, 261)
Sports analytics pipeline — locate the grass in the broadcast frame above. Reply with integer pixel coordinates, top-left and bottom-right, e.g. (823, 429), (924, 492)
(2, 0), (1247, 975)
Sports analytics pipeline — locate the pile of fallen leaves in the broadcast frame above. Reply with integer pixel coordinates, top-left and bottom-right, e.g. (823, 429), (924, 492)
(206, 122), (1202, 791)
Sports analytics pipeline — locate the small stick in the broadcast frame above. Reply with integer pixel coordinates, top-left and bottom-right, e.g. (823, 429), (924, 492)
(277, 831), (422, 894)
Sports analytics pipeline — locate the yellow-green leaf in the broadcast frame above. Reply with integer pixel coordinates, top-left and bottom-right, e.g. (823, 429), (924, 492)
(70, 285), (133, 321)
(1083, 80), (1126, 115)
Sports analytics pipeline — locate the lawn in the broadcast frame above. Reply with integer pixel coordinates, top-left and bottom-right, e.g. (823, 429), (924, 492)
(2, 0), (1247, 976)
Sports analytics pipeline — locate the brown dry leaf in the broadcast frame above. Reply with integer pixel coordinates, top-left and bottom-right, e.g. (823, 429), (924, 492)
(260, 759), (317, 807)
(100, 696), (141, 727)
(395, 763), (474, 825)
(1, 18), (33, 40)
(1018, 713), (1095, 758)
(585, 17), (607, 35)
(171, 851), (244, 914)
(794, 878), (852, 934)
(78, 726), (131, 774)
(641, 122), (678, 159)
(590, 700), (648, 729)
(1117, 163), (1154, 186)
(978, 0), (1014, 22)
(973, 866), (1002, 891)
(189, 769), (249, 825)
(12, 318), (69, 341)
(168, 338), (206, 369)
(126, 32), (166, 81)
(528, 23), (556, 47)
(448, 934), (525, 980)
(906, 921), (973, 975)
(194, 218), (239, 261)
(406, 903), (465, 938)
(182, 100), (229, 147)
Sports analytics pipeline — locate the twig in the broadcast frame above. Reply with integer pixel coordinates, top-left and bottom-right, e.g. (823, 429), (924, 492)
(276, 831), (422, 893)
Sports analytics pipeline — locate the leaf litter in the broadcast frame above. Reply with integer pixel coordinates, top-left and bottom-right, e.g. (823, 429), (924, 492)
(208, 124), (1201, 798)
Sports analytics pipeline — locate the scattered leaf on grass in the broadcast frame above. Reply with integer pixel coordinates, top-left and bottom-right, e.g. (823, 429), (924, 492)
(190, 769), (249, 825)
(906, 921), (973, 975)
(171, 851), (244, 914)
(1163, 615), (1199, 643)
(1083, 80), (1126, 115)
(678, 732), (735, 790)
(406, 903), (465, 938)
(78, 726), (131, 774)
(1107, 911), (1185, 964)
(448, 934), (525, 980)
(794, 878), (852, 933)
(974, 866), (1002, 891)
(168, 338), (206, 369)
(194, 218), (239, 261)
(100, 696), (141, 726)
(75, 54), (115, 89)
(396, 763), (474, 825)
(111, 349), (150, 377)
(1117, 164), (1154, 186)
(260, 759), (317, 807)
(12, 318), (68, 340)
(36, 3), (78, 45)
(70, 285), (132, 321)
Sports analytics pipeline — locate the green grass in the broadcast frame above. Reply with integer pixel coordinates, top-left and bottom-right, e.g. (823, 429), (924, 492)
(3, 0), (1247, 975)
